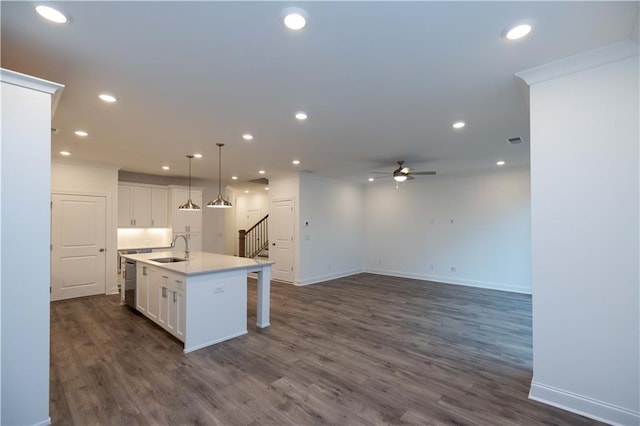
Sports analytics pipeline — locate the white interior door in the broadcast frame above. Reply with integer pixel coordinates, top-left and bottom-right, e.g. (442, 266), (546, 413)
(270, 198), (294, 283)
(51, 194), (106, 301)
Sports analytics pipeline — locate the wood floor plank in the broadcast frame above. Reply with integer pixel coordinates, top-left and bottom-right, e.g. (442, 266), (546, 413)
(50, 273), (603, 425)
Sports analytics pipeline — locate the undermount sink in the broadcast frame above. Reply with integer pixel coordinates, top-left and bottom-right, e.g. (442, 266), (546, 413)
(150, 257), (187, 263)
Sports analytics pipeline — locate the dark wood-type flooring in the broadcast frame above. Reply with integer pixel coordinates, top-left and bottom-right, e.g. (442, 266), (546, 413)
(50, 273), (600, 425)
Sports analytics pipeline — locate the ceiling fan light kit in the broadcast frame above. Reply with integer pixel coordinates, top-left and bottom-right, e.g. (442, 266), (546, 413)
(375, 160), (436, 183)
(207, 143), (233, 209)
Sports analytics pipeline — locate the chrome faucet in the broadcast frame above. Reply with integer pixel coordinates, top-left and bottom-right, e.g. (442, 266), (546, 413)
(171, 234), (190, 260)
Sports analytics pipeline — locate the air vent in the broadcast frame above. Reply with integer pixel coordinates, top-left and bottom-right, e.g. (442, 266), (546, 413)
(51, 127), (60, 135)
(507, 136), (524, 145)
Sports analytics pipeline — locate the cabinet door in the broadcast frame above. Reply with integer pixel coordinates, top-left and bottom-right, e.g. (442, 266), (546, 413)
(167, 274), (186, 341)
(168, 289), (185, 341)
(132, 186), (151, 227)
(118, 185), (133, 227)
(186, 191), (202, 233)
(146, 267), (159, 321)
(136, 263), (148, 313)
(150, 188), (167, 227)
(158, 274), (169, 327)
(172, 189), (189, 233)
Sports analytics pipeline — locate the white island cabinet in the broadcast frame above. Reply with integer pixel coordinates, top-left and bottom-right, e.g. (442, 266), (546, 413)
(122, 251), (273, 353)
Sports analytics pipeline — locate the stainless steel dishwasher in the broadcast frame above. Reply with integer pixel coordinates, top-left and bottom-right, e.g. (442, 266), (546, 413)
(124, 259), (137, 309)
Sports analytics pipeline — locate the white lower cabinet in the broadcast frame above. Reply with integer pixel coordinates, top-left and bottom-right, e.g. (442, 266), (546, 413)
(139, 267), (186, 342)
(136, 263), (149, 314)
(146, 267), (159, 321)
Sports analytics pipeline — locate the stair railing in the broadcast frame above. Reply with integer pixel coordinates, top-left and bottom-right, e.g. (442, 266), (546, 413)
(238, 214), (269, 258)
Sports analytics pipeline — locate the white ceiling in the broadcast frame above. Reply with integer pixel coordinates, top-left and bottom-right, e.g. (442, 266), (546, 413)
(2, 1), (638, 184)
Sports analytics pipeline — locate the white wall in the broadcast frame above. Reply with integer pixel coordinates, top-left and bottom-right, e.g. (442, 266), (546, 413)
(1, 70), (63, 426)
(525, 50), (639, 424)
(299, 172), (365, 285)
(364, 169), (532, 293)
(52, 160), (120, 294)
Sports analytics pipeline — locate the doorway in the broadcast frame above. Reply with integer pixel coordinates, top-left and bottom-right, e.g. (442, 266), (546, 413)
(51, 193), (107, 301)
(270, 197), (294, 283)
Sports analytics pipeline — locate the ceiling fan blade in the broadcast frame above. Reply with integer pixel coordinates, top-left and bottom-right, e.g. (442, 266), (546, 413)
(370, 172), (392, 175)
(411, 171), (437, 176)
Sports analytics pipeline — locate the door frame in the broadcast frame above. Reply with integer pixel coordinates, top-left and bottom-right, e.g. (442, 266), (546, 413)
(51, 190), (115, 295)
(269, 196), (297, 284)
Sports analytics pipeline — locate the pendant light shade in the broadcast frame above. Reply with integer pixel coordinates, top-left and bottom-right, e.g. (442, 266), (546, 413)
(178, 155), (201, 211)
(207, 143), (232, 208)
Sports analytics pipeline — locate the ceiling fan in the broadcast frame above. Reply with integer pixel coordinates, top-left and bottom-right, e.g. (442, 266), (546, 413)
(372, 161), (436, 182)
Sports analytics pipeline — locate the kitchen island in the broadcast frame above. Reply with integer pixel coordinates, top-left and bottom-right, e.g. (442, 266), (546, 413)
(121, 250), (273, 353)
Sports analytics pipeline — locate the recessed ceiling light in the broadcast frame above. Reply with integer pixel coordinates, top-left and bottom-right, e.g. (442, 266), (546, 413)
(232, 176), (238, 180)
(162, 166), (170, 170)
(282, 7), (307, 30)
(74, 130), (88, 137)
(258, 170), (265, 175)
(242, 134), (253, 141)
(244, 190), (250, 194)
(368, 178), (375, 182)
(496, 160), (506, 166)
(35, 5), (68, 24)
(292, 160), (300, 165)
(452, 121), (466, 129)
(193, 153), (203, 158)
(505, 24), (532, 40)
(265, 187), (269, 191)
(295, 112), (308, 120)
(98, 93), (117, 103)
(60, 151), (71, 156)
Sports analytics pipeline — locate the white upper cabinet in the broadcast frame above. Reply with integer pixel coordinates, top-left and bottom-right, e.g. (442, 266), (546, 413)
(150, 187), (168, 227)
(119, 183), (167, 228)
(170, 188), (202, 234)
(119, 184), (151, 228)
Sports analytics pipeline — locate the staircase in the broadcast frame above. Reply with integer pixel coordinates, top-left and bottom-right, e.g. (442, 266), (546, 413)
(239, 214), (268, 259)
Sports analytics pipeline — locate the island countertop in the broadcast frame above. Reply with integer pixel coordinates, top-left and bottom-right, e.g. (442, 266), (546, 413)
(121, 250), (274, 276)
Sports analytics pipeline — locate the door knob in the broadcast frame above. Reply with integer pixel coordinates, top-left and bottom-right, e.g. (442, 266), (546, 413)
(99, 248), (105, 252)
(272, 243), (276, 246)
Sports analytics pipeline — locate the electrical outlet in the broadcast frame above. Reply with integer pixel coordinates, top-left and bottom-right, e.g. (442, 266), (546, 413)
(450, 266), (456, 272)
(430, 264), (435, 270)
(214, 286), (224, 294)
(378, 259), (382, 265)
(328, 263), (332, 270)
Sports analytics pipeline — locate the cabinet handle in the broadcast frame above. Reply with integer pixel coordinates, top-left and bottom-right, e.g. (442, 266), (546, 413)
(173, 292), (177, 302)
(162, 287), (167, 298)
(175, 279), (183, 284)
(161, 275), (169, 279)
(151, 219), (154, 226)
(143, 266), (147, 276)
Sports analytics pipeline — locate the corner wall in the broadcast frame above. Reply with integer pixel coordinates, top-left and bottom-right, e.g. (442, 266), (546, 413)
(524, 46), (639, 424)
(1, 70), (63, 426)
(363, 168), (532, 293)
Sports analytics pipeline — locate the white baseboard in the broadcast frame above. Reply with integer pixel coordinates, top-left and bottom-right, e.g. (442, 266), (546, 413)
(529, 381), (640, 426)
(32, 417), (51, 426)
(296, 268), (364, 286)
(183, 330), (247, 353)
(363, 267), (531, 294)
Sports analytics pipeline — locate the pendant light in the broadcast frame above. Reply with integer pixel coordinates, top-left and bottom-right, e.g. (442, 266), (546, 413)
(207, 143), (232, 208)
(178, 155), (201, 210)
